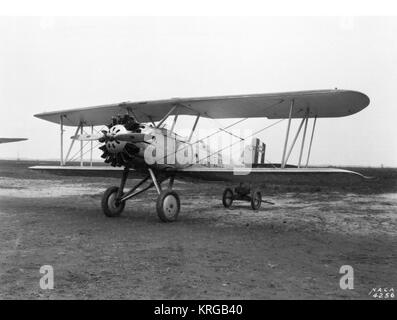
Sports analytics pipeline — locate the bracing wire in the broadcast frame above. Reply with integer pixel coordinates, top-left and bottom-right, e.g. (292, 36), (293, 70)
(66, 125), (107, 163)
(184, 118), (285, 169)
(156, 100), (284, 166)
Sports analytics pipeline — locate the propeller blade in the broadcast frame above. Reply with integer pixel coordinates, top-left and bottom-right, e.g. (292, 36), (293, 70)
(71, 133), (105, 141)
(113, 133), (153, 143)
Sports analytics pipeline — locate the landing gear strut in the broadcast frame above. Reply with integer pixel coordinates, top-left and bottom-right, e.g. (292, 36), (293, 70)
(101, 167), (180, 222)
(222, 183), (265, 210)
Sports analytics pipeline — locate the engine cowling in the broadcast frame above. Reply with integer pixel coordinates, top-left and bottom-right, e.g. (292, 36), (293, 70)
(99, 115), (142, 167)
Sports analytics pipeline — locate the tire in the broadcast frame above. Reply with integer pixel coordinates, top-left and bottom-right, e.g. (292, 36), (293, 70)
(222, 188), (234, 208)
(101, 186), (125, 217)
(250, 189), (262, 210)
(156, 190), (180, 222)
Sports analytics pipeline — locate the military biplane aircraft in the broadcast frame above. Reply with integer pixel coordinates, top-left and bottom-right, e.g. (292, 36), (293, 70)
(31, 89), (370, 222)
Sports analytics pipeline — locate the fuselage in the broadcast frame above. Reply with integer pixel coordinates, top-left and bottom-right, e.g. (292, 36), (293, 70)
(114, 124), (223, 171)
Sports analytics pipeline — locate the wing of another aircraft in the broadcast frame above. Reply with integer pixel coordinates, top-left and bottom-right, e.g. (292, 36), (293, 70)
(34, 89), (370, 126)
(0, 138), (27, 144)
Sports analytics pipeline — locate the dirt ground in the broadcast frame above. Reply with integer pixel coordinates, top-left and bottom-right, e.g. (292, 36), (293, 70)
(0, 160), (396, 299)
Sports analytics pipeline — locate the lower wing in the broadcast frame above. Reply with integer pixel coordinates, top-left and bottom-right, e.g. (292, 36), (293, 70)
(167, 167), (370, 183)
(29, 165), (370, 183)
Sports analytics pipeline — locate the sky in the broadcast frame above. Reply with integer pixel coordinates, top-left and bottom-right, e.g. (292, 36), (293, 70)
(0, 16), (396, 167)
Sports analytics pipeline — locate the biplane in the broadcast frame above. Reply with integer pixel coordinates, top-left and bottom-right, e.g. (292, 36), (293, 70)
(31, 89), (370, 222)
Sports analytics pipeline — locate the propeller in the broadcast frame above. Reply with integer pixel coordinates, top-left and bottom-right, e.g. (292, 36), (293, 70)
(71, 132), (152, 143)
(71, 133), (104, 141)
(71, 114), (153, 167)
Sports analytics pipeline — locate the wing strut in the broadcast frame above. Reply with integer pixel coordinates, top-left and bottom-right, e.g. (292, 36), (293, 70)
(156, 105), (177, 128)
(281, 100), (294, 168)
(60, 115), (64, 165)
(170, 114), (178, 134)
(61, 122), (104, 166)
(80, 124), (84, 166)
(306, 116), (317, 167)
(298, 117), (309, 168)
(188, 114), (200, 142)
(64, 124), (81, 164)
(279, 104), (319, 168)
(284, 116), (306, 166)
(90, 125), (94, 166)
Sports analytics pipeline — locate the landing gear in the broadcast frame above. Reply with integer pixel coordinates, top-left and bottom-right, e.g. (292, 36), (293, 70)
(222, 184), (264, 211)
(102, 186), (126, 217)
(101, 167), (180, 222)
(156, 190), (180, 222)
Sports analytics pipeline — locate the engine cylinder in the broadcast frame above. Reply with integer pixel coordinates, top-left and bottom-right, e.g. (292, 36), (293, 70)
(98, 114), (142, 167)
(105, 125), (127, 154)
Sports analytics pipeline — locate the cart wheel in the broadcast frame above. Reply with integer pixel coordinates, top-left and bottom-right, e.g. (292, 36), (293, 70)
(222, 188), (234, 208)
(156, 190), (180, 222)
(250, 189), (262, 210)
(101, 186), (125, 217)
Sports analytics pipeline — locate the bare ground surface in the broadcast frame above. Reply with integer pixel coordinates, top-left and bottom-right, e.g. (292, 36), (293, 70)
(0, 160), (396, 299)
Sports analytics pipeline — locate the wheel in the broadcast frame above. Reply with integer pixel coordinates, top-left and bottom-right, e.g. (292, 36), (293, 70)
(222, 188), (234, 208)
(156, 190), (180, 222)
(250, 189), (262, 210)
(101, 186), (125, 217)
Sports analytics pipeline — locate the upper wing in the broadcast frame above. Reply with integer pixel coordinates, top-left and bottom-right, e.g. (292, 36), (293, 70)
(34, 89), (369, 126)
(0, 138), (27, 144)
